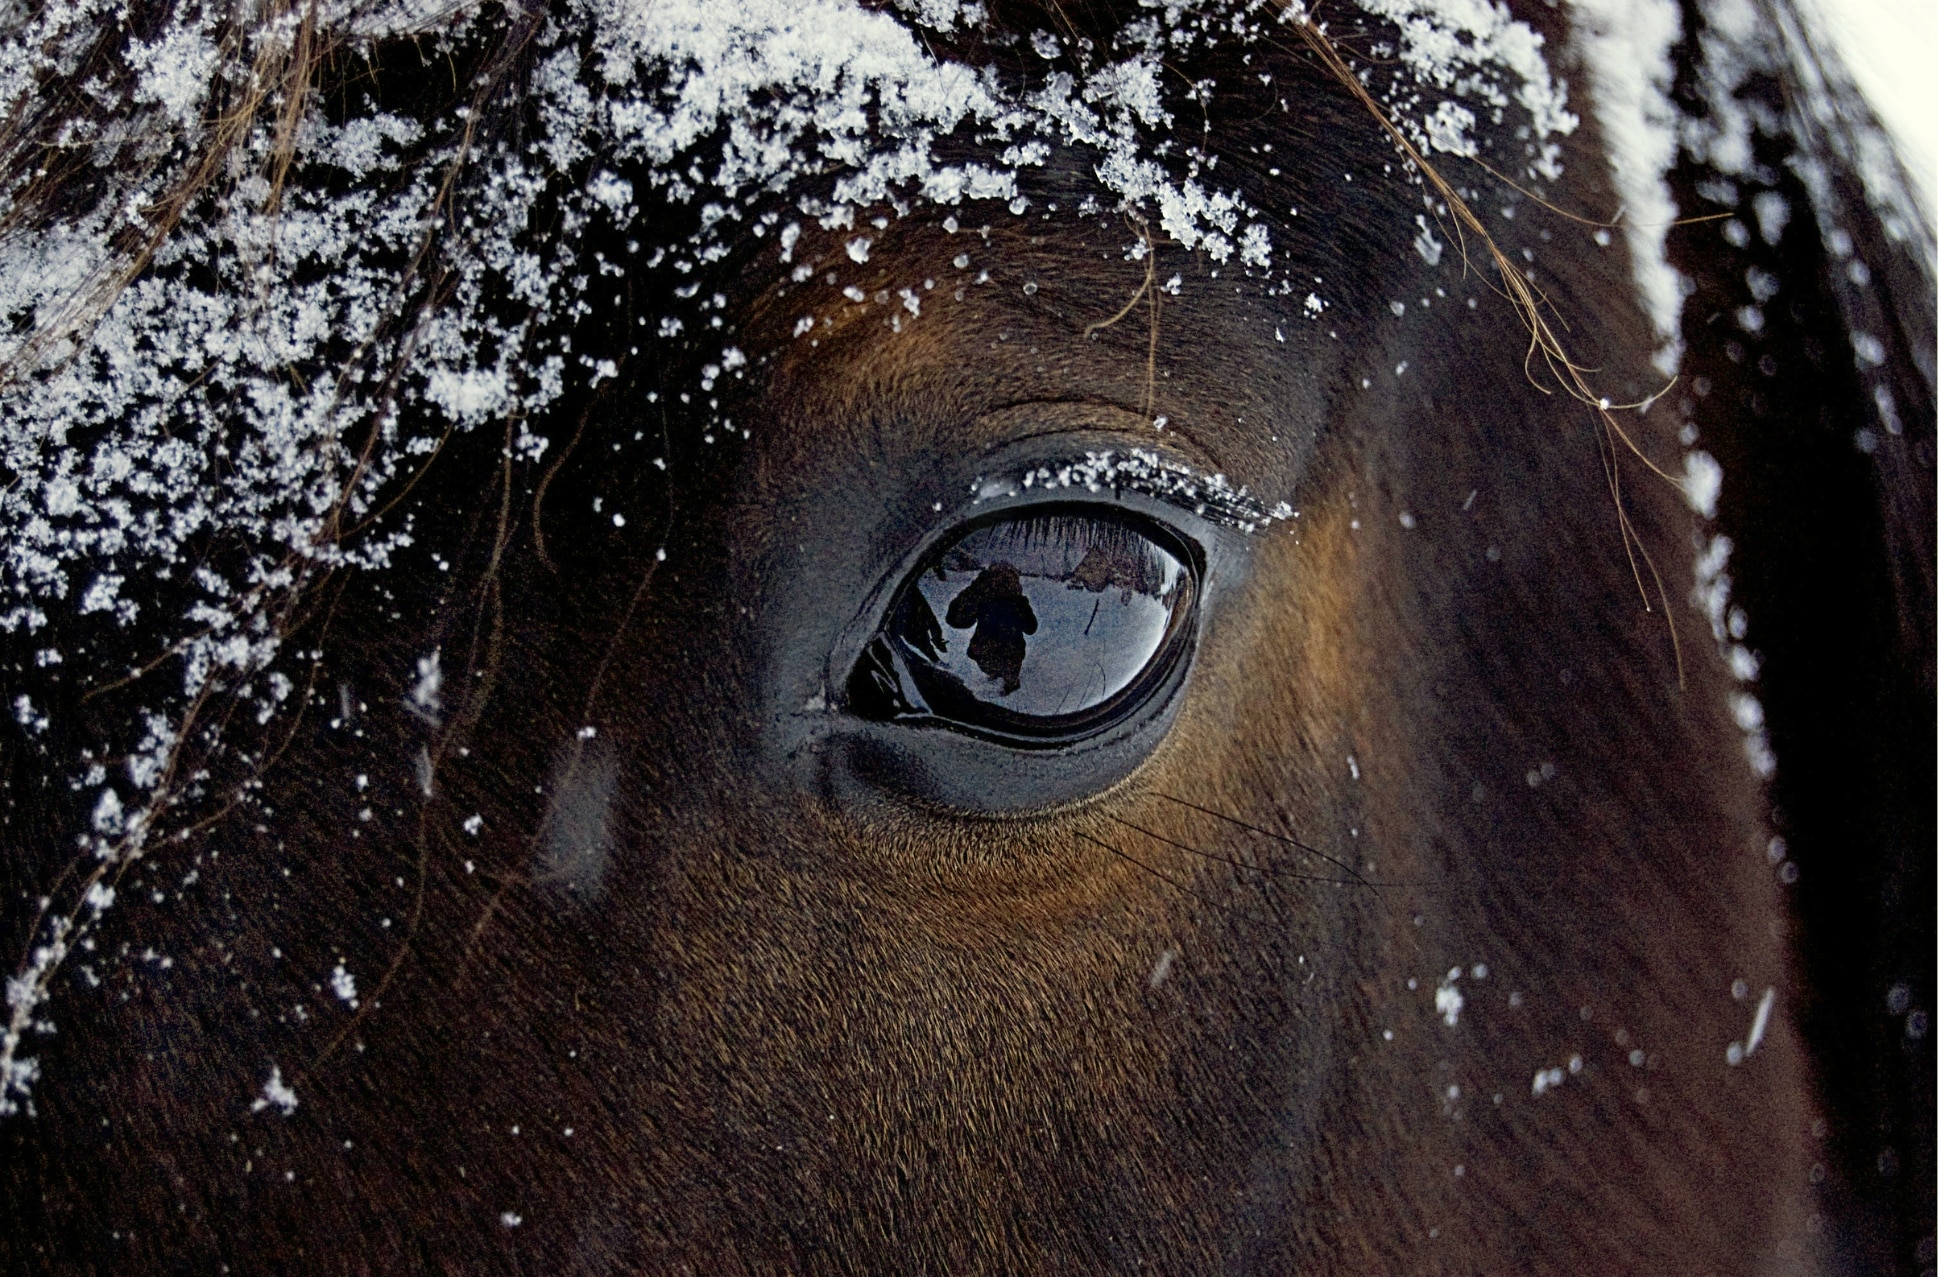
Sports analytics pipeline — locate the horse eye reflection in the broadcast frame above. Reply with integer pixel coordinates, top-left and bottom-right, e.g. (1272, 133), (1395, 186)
(846, 510), (1197, 739)
(944, 563), (1038, 693)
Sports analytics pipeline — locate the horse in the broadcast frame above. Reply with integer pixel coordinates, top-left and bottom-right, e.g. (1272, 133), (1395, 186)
(1, 0), (1929, 1270)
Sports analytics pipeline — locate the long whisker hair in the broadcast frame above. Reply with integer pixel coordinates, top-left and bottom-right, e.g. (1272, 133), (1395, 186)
(1104, 812), (1368, 889)
(1154, 792), (1374, 886)
(1074, 830), (1282, 929)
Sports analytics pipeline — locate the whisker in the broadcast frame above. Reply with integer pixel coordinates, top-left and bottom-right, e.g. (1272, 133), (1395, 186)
(1073, 831), (1270, 928)
(1152, 793), (1376, 888)
(1103, 815), (1305, 932)
(1104, 813), (1363, 888)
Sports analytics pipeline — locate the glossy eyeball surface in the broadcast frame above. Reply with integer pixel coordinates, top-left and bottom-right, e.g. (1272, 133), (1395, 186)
(847, 507), (1199, 745)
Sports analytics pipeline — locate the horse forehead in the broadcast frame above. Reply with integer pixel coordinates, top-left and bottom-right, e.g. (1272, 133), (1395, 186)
(746, 231), (1327, 466)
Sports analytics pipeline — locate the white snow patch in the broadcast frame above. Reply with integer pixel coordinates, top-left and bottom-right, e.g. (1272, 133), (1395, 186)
(1681, 449), (1722, 519)
(1692, 531), (1776, 779)
(1350, 0), (1578, 171)
(1744, 985), (1775, 1057)
(329, 964), (359, 1009)
(123, 22), (220, 126)
(1567, 0), (1687, 375)
(1435, 968), (1465, 1027)
(1530, 1053), (1584, 1095)
(1412, 215), (1444, 265)
(426, 368), (512, 424)
(1794, 0), (1936, 238)
(411, 650), (443, 720)
(251, 1066), (299, 1115)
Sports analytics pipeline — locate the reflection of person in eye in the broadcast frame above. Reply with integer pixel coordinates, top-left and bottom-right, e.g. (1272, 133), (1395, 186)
(945, 563), (1038, 694)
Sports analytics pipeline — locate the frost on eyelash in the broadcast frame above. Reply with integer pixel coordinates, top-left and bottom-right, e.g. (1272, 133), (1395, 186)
(974, 449), (1295, 535)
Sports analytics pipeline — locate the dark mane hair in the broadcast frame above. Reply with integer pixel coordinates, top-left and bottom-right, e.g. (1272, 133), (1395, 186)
(1657, 0), (1934, 1255)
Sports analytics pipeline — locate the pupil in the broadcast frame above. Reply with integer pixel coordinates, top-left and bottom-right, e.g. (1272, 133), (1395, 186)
(848, 510), (1196, 740)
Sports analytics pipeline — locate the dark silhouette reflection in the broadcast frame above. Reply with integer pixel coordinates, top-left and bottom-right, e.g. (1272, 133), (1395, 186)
(944, 562), (1038, 694)
(900, 587), (947, 663)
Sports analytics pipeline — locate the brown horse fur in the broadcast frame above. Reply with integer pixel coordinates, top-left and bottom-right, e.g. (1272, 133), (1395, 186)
(2, 0), (1931, 1271)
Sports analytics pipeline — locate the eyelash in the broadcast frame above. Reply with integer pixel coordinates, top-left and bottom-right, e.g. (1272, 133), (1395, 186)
(967, 450), (1295, 536)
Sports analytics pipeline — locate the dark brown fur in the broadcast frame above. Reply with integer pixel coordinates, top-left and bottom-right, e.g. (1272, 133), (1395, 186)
(3, 1), (1930, 1271)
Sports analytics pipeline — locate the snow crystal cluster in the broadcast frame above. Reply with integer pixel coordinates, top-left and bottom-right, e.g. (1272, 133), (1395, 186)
(975, 448), (1296, 535)
(1328, 0), (1578, 176)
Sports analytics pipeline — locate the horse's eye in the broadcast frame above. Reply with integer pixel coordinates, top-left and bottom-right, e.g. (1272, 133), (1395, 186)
(846, 508), (1199, 745)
